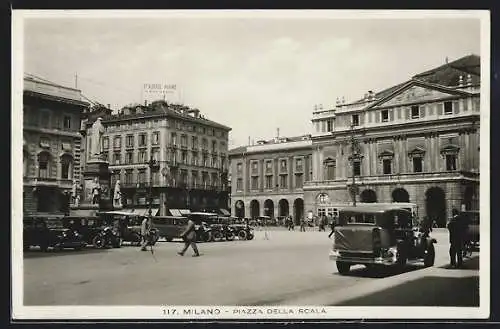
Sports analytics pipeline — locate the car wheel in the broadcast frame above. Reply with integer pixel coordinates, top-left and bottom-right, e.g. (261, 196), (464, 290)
(92, 235), (106, 249)
(238, 230), (247, 240)
(213, 231), (223, 242)
(336, 261), (351, 275)
(225, 232), (235, 241)
(247, 233), (254, 240)
(424, 244), (435, 267)
(203, 231), (213, 242)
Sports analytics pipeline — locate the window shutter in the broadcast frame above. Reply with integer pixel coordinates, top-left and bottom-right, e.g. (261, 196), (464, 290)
(453, 100), (460, 114)
(420, 105), (425, 118)
(437, 103), (443, 115)
(389, 109), (394, 121)
(406, 107), (411, 120)
(375, 111), (380, 123)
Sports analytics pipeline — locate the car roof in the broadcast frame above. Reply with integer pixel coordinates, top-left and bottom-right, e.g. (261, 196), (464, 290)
(339, 204), (412, 214)
(189, 212), (218, 216)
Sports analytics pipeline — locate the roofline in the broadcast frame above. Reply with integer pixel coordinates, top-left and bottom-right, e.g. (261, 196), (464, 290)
(24, 90), (90, 107)
(24, 76), (82, 92)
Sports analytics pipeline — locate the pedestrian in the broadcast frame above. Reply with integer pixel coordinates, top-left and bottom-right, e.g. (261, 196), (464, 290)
(140, 216), (151, 251)
(300, 218), (306, 232)
(447, 208), (466, 268)
(328, 216), (336, 238)
(319, 216), (326, 232)
(178, 217), (200, 257)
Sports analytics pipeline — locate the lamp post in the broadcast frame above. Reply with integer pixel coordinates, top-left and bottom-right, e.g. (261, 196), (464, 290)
(147, 156), (160, 218)
(349, 124), (360, 207)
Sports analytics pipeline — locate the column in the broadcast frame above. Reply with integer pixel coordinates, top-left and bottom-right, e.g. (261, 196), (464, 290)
(372, 141), (378, 176)
(318, 148), (324, 181)
(393, 137), (400, 174)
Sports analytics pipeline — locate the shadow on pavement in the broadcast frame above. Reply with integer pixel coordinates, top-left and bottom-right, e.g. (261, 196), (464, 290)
(334, 264), (424, 279)
(439, 255), (479, 270)
(334, 275), (479, 306)
(23, 247), (114, 258)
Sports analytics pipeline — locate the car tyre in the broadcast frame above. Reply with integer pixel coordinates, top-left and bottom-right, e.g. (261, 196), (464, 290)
(424, 244), (435, 267)
(203, 231), (213, 243)
(237, 230), (248, 240)
(336, 261), (351, 275)
(247, 233), (254, 240)
(213, 231), (223, 242)
(225, 232), (235, 241)
(92, 235), (106, 249)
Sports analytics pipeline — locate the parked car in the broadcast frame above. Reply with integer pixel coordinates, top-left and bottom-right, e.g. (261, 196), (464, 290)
(63, 216), (121, 248)
(99, 212), (159, 246)
(330, 204), (437, 275)
(24, 215), (87, 252)
(228, 217), (255, 240)
(152, 216), (188, 241)
(460, 210), (479, 247)
(188, 212), (215, 242)
(205, 216), (236, 242)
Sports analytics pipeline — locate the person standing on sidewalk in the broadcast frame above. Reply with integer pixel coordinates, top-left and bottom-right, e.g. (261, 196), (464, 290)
(140, 216), (151, 251)
(178, 217), (200, 257)
(300, 218), (306, 232)
(447, 208), (465, 268)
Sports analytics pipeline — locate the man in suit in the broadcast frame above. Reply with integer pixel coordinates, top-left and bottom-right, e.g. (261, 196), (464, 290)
(447, 208), (467, 268)
(178, 217), (200, 257)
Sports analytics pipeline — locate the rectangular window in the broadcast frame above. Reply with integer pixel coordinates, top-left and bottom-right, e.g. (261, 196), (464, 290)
(181, 151), (187, 164)
(125, 171), (133, 184)
(266, 161), (273, 170)
(353, 161), (361, 176)
(203, 155), (208, 167)
(413, 157), (423, 173)
(352, 114), (359, 126)
(280, 175), (288, 188)
(152, 132), (159, 145)
(236, 178), (243, 191)
(152, 149), (160, 161)
(280, 159), (287, 170)
(237, 163), (243, 173)
(192, 154), (199, 166)
(38, 159), (48, 178)
(383, 159), (392, 175)
(381, 110), (389, 122)
(114, 153), (121, 165)
(126, 152), (133, 164)
(41, 112), (50, 128)
(327, 120), (333, 132)
(326, 164), (336, 180)
(63, 115), (71, 129)
(103, 137), (109, 150)
(181, 135), (187, 146)
(318, 208), (326, 217)
(171, 133), (177, 145)
(126, 135), (134, 148)
(138, 170), (146, 184)
(295, 173), (303, 188)
(251, 176), (258, 190)
(212, 140), (217, 152)
(139, 134), (147, 146)
(192, 136), (198, 149)
(411, 105), (420, 119)
(296, 158), (303, 171)
(446, 154), (457, 171)
(444, 101), (453, 115)
(138, 150), (147, 163)
(251, 161), (258, 173)
(265, 175), (273, 189)
(114, 136), (121, 148)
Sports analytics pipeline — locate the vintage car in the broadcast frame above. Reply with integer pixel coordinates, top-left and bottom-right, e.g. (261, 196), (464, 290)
(204, 216), (236, 242)
(330, 205), (437, 275)
(187, 212), (214, 242)
(24, 215), (87, 252)
(99, 211), (159, 246)
(63, 216), (121, 249)
(228, 217), (255, 240)
(152, 216), (188, 242)
(461, 210), (479, 247)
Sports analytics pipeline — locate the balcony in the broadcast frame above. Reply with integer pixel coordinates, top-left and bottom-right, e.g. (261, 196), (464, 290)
(303, 171), (479, 190)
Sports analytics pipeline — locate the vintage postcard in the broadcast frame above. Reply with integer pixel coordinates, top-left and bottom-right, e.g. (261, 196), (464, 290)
(11, 9), (490, 321)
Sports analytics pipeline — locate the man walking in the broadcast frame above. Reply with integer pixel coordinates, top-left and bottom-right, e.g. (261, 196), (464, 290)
(328, 215), (336, 238)
(140, 216), (151, 251)
(178, 217), (200, 257)
(447, 208), (465, 268)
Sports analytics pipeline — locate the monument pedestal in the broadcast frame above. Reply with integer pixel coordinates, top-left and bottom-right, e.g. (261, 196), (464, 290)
(70, 159), (112, 217)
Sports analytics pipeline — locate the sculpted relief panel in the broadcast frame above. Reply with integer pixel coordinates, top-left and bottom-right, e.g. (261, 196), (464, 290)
(376, 85), (458, 108)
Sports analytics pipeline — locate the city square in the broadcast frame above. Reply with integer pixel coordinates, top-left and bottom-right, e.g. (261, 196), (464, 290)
(13, 10), (487, 320)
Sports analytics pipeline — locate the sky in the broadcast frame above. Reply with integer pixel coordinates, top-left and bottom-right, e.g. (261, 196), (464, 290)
(21, 11), (481, 148)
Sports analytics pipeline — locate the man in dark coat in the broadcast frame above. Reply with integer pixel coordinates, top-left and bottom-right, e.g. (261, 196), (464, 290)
(328, 215), (336, 238)
(178, 217), (200, 257)
(447, 209), (466, 268)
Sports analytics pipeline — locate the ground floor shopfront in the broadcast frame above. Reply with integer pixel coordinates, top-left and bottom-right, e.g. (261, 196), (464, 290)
(231, 193), (305, 225)
(303, 172), (479, 227)
(118, 186), (230, 216)
(23, 184), (71, 215)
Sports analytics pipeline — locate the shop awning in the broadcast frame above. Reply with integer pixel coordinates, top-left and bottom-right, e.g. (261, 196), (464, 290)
(134, 208), (159, 217)
(219, 209), (230, 216)
(100, 210), (136, 216)
(169, 209), (182, 216)
(179, 209), (191, 215)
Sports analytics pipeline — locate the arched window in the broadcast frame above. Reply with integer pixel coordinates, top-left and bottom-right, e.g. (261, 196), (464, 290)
(38, 152), (50, 178)
(61, 154), (73, 180)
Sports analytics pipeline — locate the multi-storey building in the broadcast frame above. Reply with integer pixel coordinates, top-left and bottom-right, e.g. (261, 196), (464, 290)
(23, 76), (89, 214)
(229, 135), (313, 223)
(82, 100), (231, 216)
(305, 55), (481, 227)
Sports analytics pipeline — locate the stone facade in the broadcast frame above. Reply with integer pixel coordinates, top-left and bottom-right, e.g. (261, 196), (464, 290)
(229, 135), (313, 224)
(305, 55), (481, 227)
(81, 101), (231, 215)
(22, 76), (88, 215)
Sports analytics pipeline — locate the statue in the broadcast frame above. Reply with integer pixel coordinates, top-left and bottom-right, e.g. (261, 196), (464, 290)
(113, 180), (122, 208)
(90, 117), (105, 160)
(92, 177), (101, 205)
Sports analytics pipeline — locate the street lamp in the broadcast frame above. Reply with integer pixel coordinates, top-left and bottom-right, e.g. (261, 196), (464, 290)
(348, 124), (360, 207)
(147, 156), (160, 218)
